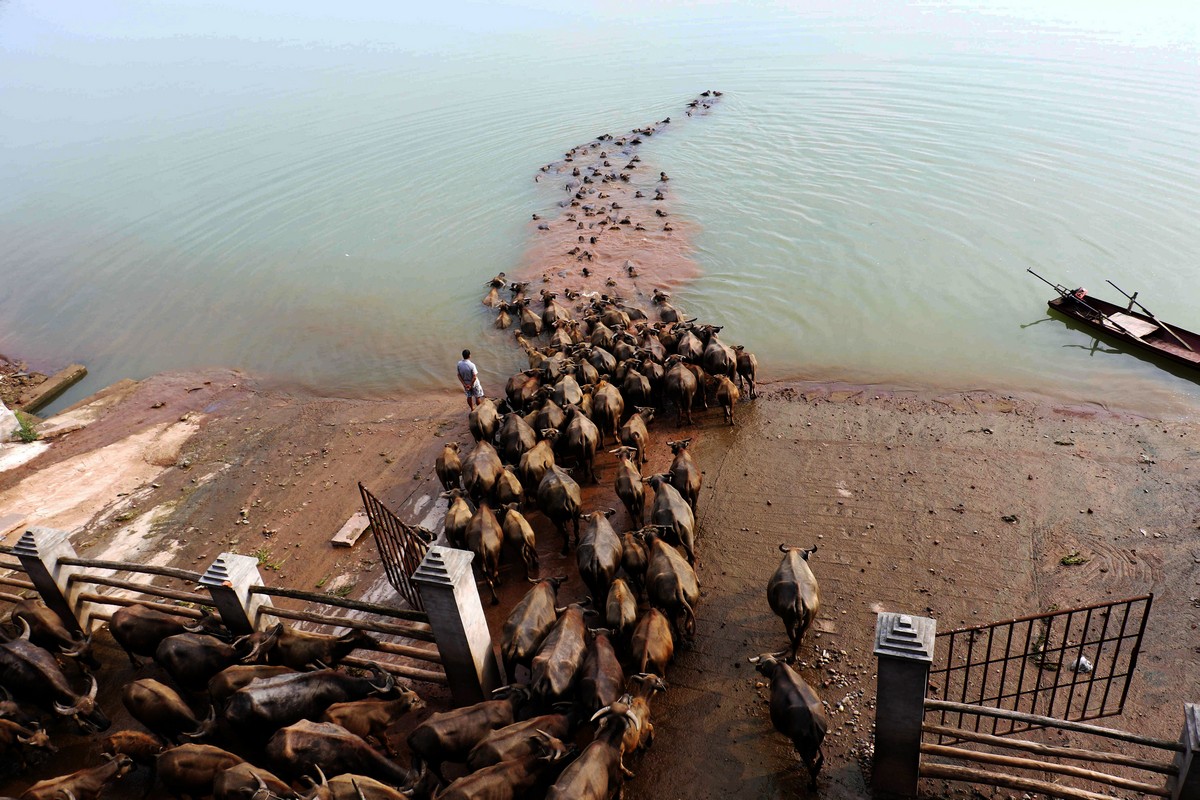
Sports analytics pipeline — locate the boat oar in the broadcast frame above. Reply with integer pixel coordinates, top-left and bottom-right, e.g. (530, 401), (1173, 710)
(1105, 280), (1196, 353)
(1025, 269), (1142, 339)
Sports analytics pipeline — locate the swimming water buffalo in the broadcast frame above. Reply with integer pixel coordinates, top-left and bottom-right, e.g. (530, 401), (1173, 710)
(561, 404), (600, 484)
(768, 544), (821, 662)
(0, 622), (109, 732)
(643, 529), (701, 642)
(590, 379), (624, 447)
(482, 273), (506, 307)
(500, 577), (564, 681)
(733, 344), (758, 398)
(466, 712), (572, 771)
(468, 397), (501, 443)
(541, 290), (569, 328)
(221, 667), (395, 743)
(441, 488), (474, 550)
(612, 447), (645, 527)
(122, 679), (215, 744)
(576, 510), (623, 605)
(530, 604), (588, 704)
(267, 720), (414, 786)
(497, 412), (538, 464)
(461, 441), (504, 505)
(108, 604), (225, 667)
(319, 688), (425, 752)
(498, 504), (539, 579)
(439, 734), (573, 800)
(466, 500), (504, 604)
(9, 599), (98, 669)
(435, 442), (461, 491)
(495, 301), (515, 330)
(750, 654), (828, 788)
(579, 631), (624, 714)
(605, 578), (637, 644)
(630, 608), (675, 676)
(647, 474), (697, 565)
(536, 465), (582, 553)
(517, 298), (543, 336)
(666, 438), (701, 514)
(19, 754), (132, 800)
(156, 744), (245, 799)
(407, 685), (531, 783)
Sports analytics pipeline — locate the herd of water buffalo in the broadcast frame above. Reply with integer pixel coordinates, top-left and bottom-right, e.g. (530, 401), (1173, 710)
(0, 281), (828, 799)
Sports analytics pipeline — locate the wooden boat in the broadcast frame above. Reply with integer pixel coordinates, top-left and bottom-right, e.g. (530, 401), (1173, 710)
(1044, 288), (1200, 371)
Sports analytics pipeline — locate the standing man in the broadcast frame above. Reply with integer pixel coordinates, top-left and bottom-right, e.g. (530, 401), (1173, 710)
(457, 349), (484, 411)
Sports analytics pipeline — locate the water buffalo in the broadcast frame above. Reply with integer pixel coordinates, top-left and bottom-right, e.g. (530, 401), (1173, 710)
(407, 686), (530, 783)
(505, 370), (542, 413)
(643, 529), (701, 642)
(498, 504), (539, 579)
(122, 679), (215, 744)
(561, 405), (599, 484)
(468, 398), (501, 444)
(605, 579), (637, 644)
(667, 438), (702, 513)
(612, 446), (645, 526)
(156, 744), (245, 798)
(530, 604), (588, 704)
(461, 441), (504, 505)
(576, 510), (622, 605)
(100, 730), (166, 766)
(0, 717), (54, 771)
(0, 622), (109, 732)
(501, 577), (564, 681)
(518, 430), (557, 495)
(208, 665), (295, 706)
(621, 362), (652, 408)
(466, 712), (572, 771)
(768, 544), (821, 662)
(733, 344), (758, 398)
(630, 608), (674, 676)
(319, 688), (425, 752)
(108, 604), (225, 667)
(533, 397), (566, 437)
(750, 654), (828, 787)
(494, 301), (514, 330)
(248, 624), (378, 670)
(591, 378), (625, 446)
(664, 357), (702, 426)
(551, 373), (584, 409)
(482, 273), (506, 307)
(466, 500), (504, 604)
(494, 464), (525, 508)
(221, 667), (394, 743)
(9, 599), (98, 669)
(648, 474), (696, 565)
(517, 298), (543, 336)
(441, 488), (474, 549)
(19, 754), (132, 800)
(617, 673), (666, 760)
(213, 762), (293, 800)
(674, 325), (704, 362)
(154, 633), (244, 693)
(708, 374), (741, 425)
(541, 290), (568, 328)
(267, 720), (414, 786)
(621, 531), (649, 597)
(545, 703), (635, 800)
(536, 465), (582, 554)
(440, 734), (573, 800)
(435, 442), (461, 491)
(497, 412), (538, 465)
(700, 325), (737, 379)
(579, 632), (624, 714)
(300, 772), (409, 800)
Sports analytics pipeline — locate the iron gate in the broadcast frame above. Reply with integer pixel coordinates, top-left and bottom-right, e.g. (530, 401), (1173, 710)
(359, 482), (431, 611)
(928, 594), (1153, 737)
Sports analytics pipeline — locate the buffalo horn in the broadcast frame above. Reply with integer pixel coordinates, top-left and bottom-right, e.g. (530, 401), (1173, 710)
(86, 672), (98, 700)
(16, 617), (31, 640)
(61, 632), (93, 657)
(366, 665), (394, 693)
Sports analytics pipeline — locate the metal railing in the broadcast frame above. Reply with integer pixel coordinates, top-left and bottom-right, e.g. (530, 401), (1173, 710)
(928, 594), (1153, 737)
(359, 482), (430, 611)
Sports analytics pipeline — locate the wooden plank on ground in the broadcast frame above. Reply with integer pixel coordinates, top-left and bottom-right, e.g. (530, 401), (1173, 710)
(0, 513), (27, 541)
(18, 364), (87, 413)
(331, 511), (371, 548)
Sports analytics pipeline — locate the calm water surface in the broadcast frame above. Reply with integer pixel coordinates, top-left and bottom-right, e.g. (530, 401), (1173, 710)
(2, 1), (1198, 415)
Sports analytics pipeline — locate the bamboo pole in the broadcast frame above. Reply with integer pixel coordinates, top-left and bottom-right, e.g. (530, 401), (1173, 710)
(76, 591), (207, 619)
(922, 724), (1178, 775)
(0, 576), (35, 591)
(68, 574), (211, 606)
(921, 743), (1170, 796)
(923, 762), (1125, 800)
(56, 556), (204, 583)
(924, 700), (1183, 751)
(248, 584), (429, 623)
(255, 604), (436, 643)
(339, 654), (446, 685)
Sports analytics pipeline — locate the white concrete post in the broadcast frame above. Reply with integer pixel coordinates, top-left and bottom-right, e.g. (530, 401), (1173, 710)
(199, 553), (271, 635)
(872, 612), (937, 798)
(1173, 704), (1200, 800)
(413, 546), (501, 706)
(12, 527), (85, 634)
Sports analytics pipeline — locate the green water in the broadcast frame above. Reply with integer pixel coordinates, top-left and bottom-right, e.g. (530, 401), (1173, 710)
(2, 1), (1198, 415)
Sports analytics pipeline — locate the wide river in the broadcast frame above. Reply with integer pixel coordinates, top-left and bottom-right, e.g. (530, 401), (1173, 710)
(2, 1), (1198, 416)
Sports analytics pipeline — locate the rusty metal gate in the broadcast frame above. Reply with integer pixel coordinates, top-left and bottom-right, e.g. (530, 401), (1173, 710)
(928, 594), (1153, 736)
(359, 482), (431, 611)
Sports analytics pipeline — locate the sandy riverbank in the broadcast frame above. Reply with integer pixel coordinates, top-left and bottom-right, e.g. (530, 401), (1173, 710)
(1, 370), (1197, 798)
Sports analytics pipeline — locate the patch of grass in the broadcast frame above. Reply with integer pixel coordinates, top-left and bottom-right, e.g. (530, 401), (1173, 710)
(1060, 551), (1088, 566)
(332, 583), (356, 598)
(315, 575), (328, 589)
(113, 509), (138, 523)
(14, 411), (38, 443)
(252, 547), (285, 571)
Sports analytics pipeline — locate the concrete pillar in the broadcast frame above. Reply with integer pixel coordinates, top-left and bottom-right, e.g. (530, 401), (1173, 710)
(413, 546), (501, 706)
(872, 612), (937, 798)
(0, 399), (19, 441)
(1174, 704), (1200, 800)
(12, 527), (85, 634)
(200, 553), (271, 635)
